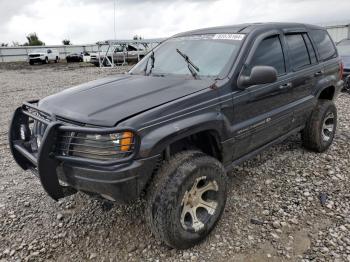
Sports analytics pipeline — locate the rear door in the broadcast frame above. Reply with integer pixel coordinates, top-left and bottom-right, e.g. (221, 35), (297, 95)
(309, 29), (339, 87)
(283, 32), (320, 127)
(232, 32), (295, 159)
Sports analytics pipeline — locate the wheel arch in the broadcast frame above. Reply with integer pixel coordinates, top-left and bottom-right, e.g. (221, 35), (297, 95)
(164, 129), (223, 162)
(317, 85), (335, 100)
(138, 113), (229, 162)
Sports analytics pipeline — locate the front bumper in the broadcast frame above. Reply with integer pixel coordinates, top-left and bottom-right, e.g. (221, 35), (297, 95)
(29, 57), (45, 62)
(9, 101), (159, 202)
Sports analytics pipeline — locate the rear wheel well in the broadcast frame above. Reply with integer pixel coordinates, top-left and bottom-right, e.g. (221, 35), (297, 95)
(164, 130), (223, 162)
(318, 86), (335, 100)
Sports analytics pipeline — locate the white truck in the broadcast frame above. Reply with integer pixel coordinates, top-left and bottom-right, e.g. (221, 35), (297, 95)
(28, 49), (60, 65)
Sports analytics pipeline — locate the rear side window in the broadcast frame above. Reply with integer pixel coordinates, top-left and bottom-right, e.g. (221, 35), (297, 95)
(285, 34), (311, 70)
(303, 34), (317, 64)
(249, 35), (286, 75)
(309, 30), (337, 61)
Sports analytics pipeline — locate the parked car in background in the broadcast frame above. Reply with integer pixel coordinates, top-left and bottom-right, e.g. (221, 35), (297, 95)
(65, 52), (90, 63)
(66, 52), (83, 63)
(90, 44), (147, 66)
(28, 49), (60, 65)
(337, 39), (350, 91)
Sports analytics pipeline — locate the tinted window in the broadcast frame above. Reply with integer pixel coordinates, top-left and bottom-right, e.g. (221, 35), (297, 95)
(309, 30), (336, 61)
(285, 34), (311, 70)
(250, 36), (285, 75)
(303, 34), (317, 64)
(127, 45), (137, 51)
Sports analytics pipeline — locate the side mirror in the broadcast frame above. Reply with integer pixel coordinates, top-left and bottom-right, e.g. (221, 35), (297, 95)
(239, 66), (278, 87)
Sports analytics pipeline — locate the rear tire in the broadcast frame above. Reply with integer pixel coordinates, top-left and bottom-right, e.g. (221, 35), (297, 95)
(344, 76), (350, 92)
(145, 151), (227, 249)
(54, 56), (59, 63)
(301, 99), (337, 152)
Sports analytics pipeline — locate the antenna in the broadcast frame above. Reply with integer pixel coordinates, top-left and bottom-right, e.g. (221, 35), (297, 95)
(113, 0), (117, 40)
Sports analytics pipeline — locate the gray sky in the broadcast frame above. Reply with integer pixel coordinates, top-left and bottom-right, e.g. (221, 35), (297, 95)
(1, 0), (350, 45)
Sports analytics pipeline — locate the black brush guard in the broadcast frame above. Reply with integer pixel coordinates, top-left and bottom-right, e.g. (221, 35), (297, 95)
(9, 101), (139, 201)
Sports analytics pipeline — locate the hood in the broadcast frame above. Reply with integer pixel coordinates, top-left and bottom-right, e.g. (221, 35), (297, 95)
(39, 74), (214, 126)
(341, 55), (350, 69)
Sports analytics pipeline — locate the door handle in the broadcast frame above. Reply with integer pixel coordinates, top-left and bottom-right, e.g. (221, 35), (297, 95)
(314, 70), (324, 76)
(279, 83), (292, 89)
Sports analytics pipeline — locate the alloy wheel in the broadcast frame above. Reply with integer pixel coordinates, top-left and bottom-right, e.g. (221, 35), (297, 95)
(180, 176), (219, 232)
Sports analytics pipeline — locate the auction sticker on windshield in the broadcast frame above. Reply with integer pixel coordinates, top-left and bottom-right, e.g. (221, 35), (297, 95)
(213, 34), (245, 41)
(174, 34), (246, 41)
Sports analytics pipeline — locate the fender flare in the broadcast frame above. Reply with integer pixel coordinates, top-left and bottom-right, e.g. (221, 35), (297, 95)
(315, 85), (335, 99)
(138, 112), (230, 158)
(314, 73), (337, 99)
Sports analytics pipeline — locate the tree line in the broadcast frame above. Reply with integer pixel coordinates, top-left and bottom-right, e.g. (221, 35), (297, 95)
(1, 33), (144, 47)
(1, 33), (72, 47)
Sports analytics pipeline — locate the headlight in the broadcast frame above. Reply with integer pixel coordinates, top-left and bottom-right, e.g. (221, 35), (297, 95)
(59, 131), (135, 161)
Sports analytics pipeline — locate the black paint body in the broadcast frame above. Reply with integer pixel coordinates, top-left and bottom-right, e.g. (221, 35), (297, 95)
(9, 23), (343, 202)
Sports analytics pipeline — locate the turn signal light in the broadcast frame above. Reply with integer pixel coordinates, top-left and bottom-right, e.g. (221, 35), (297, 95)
(121, 131), (134, 151)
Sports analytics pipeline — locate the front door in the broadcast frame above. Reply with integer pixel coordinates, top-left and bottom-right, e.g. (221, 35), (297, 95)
(231, 34), (294, 159)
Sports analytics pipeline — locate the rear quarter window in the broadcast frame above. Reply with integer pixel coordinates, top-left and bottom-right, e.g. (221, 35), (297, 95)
(309, 30), (337, 61)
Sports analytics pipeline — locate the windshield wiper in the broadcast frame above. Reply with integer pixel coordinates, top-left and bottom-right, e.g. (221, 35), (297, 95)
(143, 50), (155, 76)
(176, 48), (200, 79)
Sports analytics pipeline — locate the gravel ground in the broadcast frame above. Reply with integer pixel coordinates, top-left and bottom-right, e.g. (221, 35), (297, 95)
(0, 62), (350, 262)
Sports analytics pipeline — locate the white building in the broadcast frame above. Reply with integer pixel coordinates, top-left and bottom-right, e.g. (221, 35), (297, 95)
(326, 23), (350, 43)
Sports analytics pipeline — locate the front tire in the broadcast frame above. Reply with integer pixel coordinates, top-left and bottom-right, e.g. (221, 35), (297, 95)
(301, 99), (337, 152)
(43, 57), (48, 64)
(145, 151), (227, 249)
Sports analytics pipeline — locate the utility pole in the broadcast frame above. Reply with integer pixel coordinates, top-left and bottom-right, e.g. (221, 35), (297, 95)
(114, 0), (117, 40)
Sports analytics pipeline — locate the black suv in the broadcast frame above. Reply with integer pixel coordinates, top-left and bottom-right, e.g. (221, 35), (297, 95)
(9, 22), (343, 249)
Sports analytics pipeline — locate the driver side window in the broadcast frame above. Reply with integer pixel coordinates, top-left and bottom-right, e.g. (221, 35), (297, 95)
(249, 35), (286, 76)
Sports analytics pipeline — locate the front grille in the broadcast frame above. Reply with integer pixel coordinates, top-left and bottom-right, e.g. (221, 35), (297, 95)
(29, 54), (40, 58)
(21, 105), (51, 152)
(21, 103), (135, 162)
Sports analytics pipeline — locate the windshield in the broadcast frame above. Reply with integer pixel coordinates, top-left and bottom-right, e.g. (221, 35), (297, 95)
(337, 40), (350, 56)
(130, 34), (244, 78)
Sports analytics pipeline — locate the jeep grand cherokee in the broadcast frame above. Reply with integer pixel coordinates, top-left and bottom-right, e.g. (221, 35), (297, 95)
(9, 22), (343, 249)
